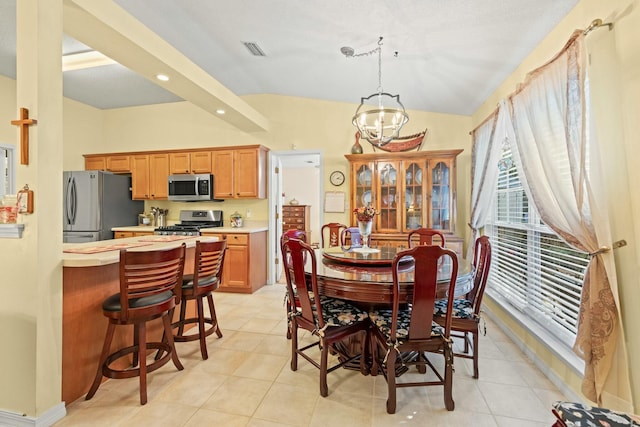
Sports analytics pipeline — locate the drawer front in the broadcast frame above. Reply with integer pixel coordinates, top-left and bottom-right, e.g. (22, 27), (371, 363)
(225, 234), (248, 245)
(284, 224), (305, 231)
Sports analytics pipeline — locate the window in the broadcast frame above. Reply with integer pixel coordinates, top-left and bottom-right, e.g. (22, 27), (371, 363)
(485, 147), (590, 346)
(0, 144), (16, 199)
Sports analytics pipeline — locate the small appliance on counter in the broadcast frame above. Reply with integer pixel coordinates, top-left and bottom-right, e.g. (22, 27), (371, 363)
(155, 209), (223, 236)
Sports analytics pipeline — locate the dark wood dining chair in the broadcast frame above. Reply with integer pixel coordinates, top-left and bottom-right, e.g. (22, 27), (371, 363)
(433, 235), (491, 379)
(407, 228), (446, 248)
(86, 244), (186, 405)
(281, 229), (308, 339)
(281, 237), (370, 397)
(170, 239), (226, 360)
(369, 244), (458, 414)
(321, 222), (347, 248)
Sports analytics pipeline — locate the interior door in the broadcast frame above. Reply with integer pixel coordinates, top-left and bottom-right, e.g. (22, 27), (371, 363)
(274, 157), (284, 282)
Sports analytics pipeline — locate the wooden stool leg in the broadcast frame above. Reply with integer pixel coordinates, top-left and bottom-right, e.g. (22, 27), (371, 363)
(162, 312), (184, 371)
(86, 322), (116, 400)
(197, 297), (208, 360)
(207, 293), (223, 338)
(177, 301), (187, 336)
(138, 322), (148, 405)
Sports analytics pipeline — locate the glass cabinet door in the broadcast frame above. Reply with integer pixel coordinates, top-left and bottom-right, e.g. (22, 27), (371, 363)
(376, 161), (400, 232)
(352, 162), (374, 224)
(429, 160), (451, 230)
(403, 161), (425, 231)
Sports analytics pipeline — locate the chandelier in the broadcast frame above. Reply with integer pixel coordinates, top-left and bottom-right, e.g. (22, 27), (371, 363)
(343, 37), (409, 147)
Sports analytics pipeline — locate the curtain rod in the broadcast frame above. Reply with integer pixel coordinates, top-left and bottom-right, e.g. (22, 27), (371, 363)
(468, 18), (613, 136)
(583, 18), (613, 36)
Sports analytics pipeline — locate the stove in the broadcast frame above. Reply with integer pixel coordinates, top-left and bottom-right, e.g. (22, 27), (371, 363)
(155, 210), (223, 236)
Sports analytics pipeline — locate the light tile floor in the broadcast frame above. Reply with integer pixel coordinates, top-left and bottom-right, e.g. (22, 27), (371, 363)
(54, 284), (566, 426)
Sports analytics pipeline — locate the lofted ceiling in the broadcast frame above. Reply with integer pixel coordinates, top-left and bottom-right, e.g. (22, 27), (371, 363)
(1, 0), (579, 129)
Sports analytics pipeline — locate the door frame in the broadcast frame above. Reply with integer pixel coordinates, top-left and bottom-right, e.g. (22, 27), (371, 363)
(267, 150), (324, 284)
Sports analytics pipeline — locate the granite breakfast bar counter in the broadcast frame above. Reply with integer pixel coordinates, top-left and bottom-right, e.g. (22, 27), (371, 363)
(61, 235), (213, 404)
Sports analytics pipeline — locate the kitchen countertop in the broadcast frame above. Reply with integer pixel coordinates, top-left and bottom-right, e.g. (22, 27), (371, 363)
(111, 223), (269, 234)
(62, 235), (218, 268)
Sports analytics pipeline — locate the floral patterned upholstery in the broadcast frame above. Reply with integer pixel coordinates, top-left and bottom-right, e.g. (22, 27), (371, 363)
(552, 401), (640, 426)
(433, 298), (475, 319)
(369, 308), (444, 341)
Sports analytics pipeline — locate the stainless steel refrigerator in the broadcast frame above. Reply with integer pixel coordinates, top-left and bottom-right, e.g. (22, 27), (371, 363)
(63, 170), (144, 243)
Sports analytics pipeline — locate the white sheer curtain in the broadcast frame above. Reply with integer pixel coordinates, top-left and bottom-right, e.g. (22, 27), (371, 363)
(501, 31), (627, 405)
(467, 110), (501, 259)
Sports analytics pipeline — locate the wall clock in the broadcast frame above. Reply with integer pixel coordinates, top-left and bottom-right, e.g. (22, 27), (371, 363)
(329, 170), (345, 186)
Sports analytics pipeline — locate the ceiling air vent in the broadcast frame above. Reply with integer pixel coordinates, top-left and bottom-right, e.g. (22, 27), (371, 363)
(242, 41), (267, 57)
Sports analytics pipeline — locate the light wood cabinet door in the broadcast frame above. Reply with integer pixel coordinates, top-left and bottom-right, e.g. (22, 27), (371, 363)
(106, 155), (131, 173)
(190, 151), (212, 173)
(131, 155), (150, 199)
(84, 156), (106, 171)
(212, 150), (234, 198)
(223, 243), (249, 289)
(169, 152), (190, 174)
(149, 153), (170, 199)
(234, 148), (260, 198)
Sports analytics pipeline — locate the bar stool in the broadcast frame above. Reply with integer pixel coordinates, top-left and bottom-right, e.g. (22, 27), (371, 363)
(171, 239), (226, 360)
(85, 244), (186, 405)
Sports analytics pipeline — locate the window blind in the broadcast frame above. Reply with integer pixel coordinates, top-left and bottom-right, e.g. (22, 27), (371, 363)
(486, 148), (589, 345)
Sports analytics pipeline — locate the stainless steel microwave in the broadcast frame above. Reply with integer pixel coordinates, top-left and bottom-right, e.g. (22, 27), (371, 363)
(168, 174), (214, 201)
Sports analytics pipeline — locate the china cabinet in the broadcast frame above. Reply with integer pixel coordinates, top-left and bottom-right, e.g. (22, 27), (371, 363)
(346, 149), (463, 255)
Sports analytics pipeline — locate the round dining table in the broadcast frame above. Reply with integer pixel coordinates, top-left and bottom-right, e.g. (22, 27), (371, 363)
(306, 245), (473, 307)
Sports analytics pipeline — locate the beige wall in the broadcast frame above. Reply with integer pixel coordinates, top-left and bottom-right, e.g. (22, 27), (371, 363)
(95, 96), (471, 234)
(473, 0), (640, 411)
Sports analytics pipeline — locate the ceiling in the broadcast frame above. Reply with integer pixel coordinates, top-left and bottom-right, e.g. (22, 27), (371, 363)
(1, 0), (579, 123)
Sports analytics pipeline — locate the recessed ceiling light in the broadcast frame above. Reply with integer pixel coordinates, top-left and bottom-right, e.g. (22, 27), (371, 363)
(156, 74), (170, 82)
(216, 109), (226, 115)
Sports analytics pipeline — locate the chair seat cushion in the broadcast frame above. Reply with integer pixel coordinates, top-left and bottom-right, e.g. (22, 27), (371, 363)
(369, 308), (444, 341)
(103, 291), (173, 312)
(433, 298), (475, 319)
(182, 274), (218, 289)
(320, 296), (368, 327)
(552, 401), (640, 426)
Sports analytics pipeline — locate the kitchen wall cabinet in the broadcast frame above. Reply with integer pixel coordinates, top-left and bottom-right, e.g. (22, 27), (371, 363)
(84, 156), (106, 171)
(84, 155), (130, 172)
(106, 155), (131, 173)
(169, 151), (212, 174)
(212, 146), (268, 199)
(131, 153), (170, 200)
(200, 231), (267, 293)
(346, 149), (463, 256)
(84, 145), (269, 200)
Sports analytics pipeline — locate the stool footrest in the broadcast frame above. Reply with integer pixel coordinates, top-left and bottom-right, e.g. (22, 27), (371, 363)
(102, 342), (174, 380)
(172, 317), (219, 342)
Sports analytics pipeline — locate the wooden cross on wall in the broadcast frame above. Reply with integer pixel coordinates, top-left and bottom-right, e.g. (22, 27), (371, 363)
(11, 108), (37, 165)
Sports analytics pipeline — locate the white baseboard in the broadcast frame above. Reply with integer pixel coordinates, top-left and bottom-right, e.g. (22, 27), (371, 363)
(0, 403), (66, 427)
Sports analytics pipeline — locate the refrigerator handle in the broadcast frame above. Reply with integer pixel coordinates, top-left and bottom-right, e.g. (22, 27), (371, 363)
(71, 177), (77, 224)
(65, 176), (73, 225)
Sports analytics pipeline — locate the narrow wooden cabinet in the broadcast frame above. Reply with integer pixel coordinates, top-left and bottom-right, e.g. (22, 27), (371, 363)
(106, 155), (131, 173)
(346, 149), (463, 254)
(114, 231), (154, 239)
(200, 231), (267, 293)
(212, 146), (268, 199)
(84, 155), (106, 171)
(169, 151), (212, 174)
(131, 154), (170, 200)
(282, 205), (311, 234)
